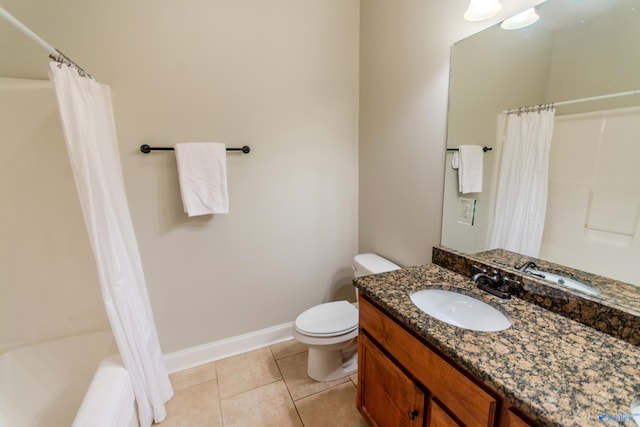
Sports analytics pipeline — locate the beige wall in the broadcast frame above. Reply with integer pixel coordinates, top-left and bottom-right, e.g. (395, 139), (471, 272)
(1, 0), (359, 353)
(546, 3), (640, 113)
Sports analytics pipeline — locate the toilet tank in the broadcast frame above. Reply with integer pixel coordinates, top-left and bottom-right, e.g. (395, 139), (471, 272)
(352, 253), (400, 278)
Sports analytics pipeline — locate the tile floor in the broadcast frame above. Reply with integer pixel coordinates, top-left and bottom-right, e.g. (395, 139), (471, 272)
(157, 339), (369, 426)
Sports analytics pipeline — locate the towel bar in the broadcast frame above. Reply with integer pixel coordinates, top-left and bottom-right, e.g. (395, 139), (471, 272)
(447, 146), (492, 152)
(140, 144), (250, 154)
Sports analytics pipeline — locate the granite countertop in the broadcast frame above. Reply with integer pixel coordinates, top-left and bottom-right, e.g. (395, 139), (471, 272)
(355, 263), (640, 426)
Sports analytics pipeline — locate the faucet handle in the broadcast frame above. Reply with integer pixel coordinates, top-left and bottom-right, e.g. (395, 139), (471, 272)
(501, 276), (521, 290)
(471, 264), (487, 274)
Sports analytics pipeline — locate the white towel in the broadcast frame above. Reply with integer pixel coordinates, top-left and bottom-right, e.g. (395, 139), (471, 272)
(174, 142), (229, 216)
(452, 145), (483, 194)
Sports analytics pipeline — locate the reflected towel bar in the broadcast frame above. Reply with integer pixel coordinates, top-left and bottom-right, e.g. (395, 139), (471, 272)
(140, 144), (250, 154)
(447, 146), (492, 152)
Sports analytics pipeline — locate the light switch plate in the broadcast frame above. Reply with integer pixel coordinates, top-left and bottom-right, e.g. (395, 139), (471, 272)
(457, 198), (476, 226)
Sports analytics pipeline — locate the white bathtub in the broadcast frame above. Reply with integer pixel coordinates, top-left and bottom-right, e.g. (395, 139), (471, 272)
(0, 330), (137, 427)
(73, 354), (138, 427)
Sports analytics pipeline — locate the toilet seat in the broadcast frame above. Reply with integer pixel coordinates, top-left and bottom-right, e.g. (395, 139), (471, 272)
(294, 301), (358, 337)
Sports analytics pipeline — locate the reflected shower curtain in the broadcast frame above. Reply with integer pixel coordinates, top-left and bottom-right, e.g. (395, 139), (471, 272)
(48, 62), (172, 426)
(488, 110), (555, 257)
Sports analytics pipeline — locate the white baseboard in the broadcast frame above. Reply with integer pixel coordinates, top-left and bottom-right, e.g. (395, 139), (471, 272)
(163, 322), (294, 373)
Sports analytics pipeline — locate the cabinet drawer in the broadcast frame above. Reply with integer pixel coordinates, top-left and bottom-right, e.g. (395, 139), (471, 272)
(359, 297), (497, 427)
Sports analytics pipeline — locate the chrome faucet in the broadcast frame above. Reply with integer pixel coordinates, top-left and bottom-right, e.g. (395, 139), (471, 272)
(515, 261), (537, 272)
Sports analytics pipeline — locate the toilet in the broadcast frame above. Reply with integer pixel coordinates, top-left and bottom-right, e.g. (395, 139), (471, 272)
(292, 253), (400, 381)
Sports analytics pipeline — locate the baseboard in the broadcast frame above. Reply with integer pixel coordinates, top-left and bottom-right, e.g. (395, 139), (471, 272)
(163, 322), (294, 373)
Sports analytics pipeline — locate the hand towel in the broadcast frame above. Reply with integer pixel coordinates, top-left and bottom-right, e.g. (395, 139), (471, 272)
(174, 142), (229, 216)
(453, 145), (483, 194)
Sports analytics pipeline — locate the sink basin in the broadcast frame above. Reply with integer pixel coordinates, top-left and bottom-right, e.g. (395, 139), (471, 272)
(631, 397), (640, 425)
(526, 268), (601, 296)
(410, 289), (511, 332)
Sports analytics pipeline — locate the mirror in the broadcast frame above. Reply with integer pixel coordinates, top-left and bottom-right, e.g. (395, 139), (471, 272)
(441, 0), (640, 313)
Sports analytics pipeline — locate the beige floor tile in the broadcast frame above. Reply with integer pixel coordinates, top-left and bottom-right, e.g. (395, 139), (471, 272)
(277, 351), (348, 401)
(216, 347), (282, 399)
(160, 380), (222, 427)
(221, 380), (302, 427)
(296, 382), (368, 427)
(270, 339), (307, 360)
(169, 361), (216, 392)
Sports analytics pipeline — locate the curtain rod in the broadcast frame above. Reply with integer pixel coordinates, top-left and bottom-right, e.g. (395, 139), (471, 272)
(502, 89), (640, 115)
(0, 6), (91, 77)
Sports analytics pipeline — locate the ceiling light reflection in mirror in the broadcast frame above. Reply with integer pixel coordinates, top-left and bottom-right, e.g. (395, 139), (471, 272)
(501, 7), (540, 30)
(464, 0), (503, 21)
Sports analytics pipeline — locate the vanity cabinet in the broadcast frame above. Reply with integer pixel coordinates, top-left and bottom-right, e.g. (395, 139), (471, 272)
(357, 296), (536, 427)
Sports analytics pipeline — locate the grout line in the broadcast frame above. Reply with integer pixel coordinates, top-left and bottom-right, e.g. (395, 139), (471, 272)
(214, 369), (224, 426)
(292, 379), (354, 404)
(270, 345), (306, 425)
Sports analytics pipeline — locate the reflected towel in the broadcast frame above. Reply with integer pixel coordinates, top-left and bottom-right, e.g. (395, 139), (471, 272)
(174, 142), (229, 216)
(452, 145), (483, 194)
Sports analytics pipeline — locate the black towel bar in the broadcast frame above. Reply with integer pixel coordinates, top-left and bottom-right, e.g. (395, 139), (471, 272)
(140, 144), (250, 154)
(447, 146), (492, 152)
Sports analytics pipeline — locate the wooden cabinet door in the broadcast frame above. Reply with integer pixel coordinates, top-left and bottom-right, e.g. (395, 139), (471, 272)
(428, 399), (462, 427)
(358, 333), (425, 427)
(507, 409), (534, 427)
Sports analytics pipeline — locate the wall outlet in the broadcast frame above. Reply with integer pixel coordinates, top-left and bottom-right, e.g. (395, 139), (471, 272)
(457, 198), (476, 226)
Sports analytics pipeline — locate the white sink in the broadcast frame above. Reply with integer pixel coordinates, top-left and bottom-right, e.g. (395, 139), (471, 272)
(631, 397), (640, 426)
(410, 289), (511, 332)
(526, 268), (601, 296)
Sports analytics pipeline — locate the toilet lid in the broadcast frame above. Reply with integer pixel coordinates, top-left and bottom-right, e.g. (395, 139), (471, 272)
(294, 301), (358, 337)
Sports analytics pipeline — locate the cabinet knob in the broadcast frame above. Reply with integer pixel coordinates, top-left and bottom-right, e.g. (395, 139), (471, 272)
(408, 410), (418, 420)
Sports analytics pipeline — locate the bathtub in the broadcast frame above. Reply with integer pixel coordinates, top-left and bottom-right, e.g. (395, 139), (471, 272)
(0, 330), (137, 427)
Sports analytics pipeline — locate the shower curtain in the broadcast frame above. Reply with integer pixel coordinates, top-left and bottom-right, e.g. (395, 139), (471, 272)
(488, 110), (555, 257)
(48, 62), (172, 426)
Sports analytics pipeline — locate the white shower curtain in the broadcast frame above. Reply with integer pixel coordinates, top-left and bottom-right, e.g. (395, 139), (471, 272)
(48, 62), (172, 426)
(488, 110), (555, 257)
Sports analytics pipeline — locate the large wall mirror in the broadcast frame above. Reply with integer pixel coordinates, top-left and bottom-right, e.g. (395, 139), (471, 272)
(441, 0), (640, 311)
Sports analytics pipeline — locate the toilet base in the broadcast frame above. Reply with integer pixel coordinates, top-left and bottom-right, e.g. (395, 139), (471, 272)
(307, 340), (358, 382)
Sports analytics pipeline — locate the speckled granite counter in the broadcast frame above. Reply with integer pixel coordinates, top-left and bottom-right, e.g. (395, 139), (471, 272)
(354, 263), (640, 426)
